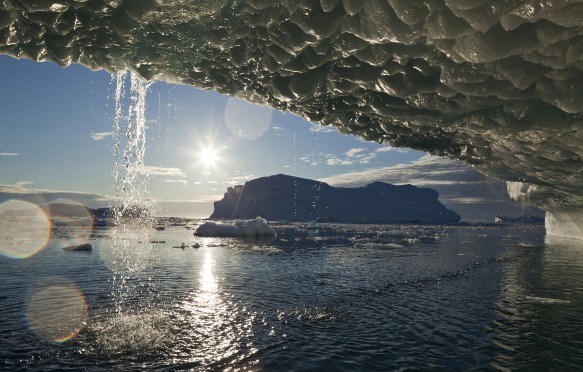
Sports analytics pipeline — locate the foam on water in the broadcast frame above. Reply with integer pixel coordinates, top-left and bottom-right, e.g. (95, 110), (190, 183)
(87, 311), (174, 357)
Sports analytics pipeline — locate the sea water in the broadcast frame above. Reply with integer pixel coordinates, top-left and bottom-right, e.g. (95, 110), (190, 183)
(1, 220), (582, 370)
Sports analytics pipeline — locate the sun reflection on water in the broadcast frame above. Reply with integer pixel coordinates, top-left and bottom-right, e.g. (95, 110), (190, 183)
(200, 250), (218, 293)
(179, 248), (259, 368)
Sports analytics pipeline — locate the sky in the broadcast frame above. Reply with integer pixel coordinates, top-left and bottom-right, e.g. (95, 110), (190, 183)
(0, 55), (540, 221)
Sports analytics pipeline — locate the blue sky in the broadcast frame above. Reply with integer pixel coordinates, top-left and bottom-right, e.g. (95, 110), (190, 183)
(0, 55), (429, 217)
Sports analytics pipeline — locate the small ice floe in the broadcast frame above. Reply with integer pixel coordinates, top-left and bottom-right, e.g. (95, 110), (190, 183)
(62, 243), (92, 252)
(306, 220), (323, 229)
(195, 217), (276, 237)
(355, 242), (404, 250)
(525, 296), (571, 305)
(251, 246), (283, 254)
(406, 238), (421, 244)
(378, 230), (411, 238)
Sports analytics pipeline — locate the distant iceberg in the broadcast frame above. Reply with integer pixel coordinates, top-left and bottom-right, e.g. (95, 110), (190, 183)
(209, 174), (460, 224)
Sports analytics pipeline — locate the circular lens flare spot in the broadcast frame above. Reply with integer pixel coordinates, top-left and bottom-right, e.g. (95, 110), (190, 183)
(48, 199), (94, 249)
(26, 280), (88, 343)
(0, 200), (50, 258)
(225, 97), (272, 140)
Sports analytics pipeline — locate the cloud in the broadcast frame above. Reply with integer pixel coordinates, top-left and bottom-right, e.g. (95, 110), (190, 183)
(324, 148), (378, 166)
(374, 146), (409, 153)
(0, 183), (111, 208)
(163, 179), (188, 185)
(89, 132), (114, 141)
(227, 174), (256, 184)
(345, 148), (367, 157)
(0, 152), (19, 156)
(138, 165), (186, 177)
(188, 194), (225, 202)
(320, 155), (482, 187)
(309, 124), (336, 133)
(327, 157), (354, 166)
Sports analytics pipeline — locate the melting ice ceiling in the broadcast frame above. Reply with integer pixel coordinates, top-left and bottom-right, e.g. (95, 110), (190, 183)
(0, 0), (582, 236)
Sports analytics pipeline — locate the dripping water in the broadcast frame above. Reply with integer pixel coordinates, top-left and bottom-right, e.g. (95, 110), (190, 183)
(107, 71), (157, 313)
(293, 130), (298, 221)
(311, 126), (322, 220)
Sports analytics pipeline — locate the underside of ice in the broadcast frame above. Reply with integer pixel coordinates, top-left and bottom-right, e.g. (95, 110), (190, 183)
(0, 1), (581, 236)
(210, 174), (460, 224)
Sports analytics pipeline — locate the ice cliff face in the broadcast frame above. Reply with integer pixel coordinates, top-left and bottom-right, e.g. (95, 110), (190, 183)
(0, 1), (581, 235)
(210, 174), (461, 223)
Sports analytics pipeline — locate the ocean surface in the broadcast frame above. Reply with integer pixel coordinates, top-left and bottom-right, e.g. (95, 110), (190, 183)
(1, 218), (582, 371)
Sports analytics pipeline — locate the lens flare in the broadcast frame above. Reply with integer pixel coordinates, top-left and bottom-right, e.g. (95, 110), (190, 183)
(225, 97), (272, 140)
(0, 200), (50, 258)
(26, 279), (88, 343)
(47, 199), (94, 250)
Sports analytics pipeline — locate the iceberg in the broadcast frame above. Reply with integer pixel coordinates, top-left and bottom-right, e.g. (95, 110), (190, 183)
(209, 174), (460, 224)
(195, 217), (276, 238)
(1, 1), (581, 237)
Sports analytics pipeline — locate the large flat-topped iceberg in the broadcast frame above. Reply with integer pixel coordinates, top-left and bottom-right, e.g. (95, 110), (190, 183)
(0, 1), (581, 236)
(210, 174), (460, 224)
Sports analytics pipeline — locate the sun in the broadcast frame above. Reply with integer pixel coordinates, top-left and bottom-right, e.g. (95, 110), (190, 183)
(198, 147), (218, 167)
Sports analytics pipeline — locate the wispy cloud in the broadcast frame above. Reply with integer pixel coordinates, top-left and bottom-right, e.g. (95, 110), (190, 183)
(227, 174), (256, 184)
(164, 179), (188, 185)
(374, 146), (409, 153)
(0, 183), (111, 208)
(346, 148), (366, 157)
(299, 155), (321, 166)
(0, 152), (19, 156)
(15, 181), (33, 188)
(189, 194), (225, 203)
(325, 148), (378, 166)
(326, 157), (354, 166)
(89, 132), (114, 141)
(310, 124), (336, 133)
(138, 165), (186, 177)
(320, 155), (482, 187)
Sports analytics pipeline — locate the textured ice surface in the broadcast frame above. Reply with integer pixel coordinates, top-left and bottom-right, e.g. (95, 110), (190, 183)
(0, 1), (581, 234)
(209, 174), (461, 223)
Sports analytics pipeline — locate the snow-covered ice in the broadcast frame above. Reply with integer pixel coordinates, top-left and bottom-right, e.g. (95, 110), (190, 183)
(195, 217), (276, 238)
